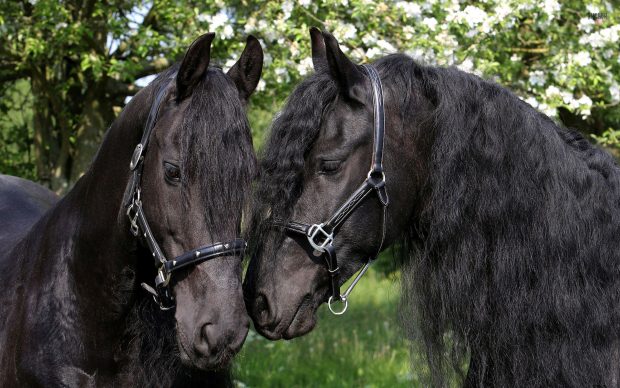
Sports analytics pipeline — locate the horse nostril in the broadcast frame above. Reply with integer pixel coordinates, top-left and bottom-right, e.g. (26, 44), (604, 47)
(254, 293), (269, 319)
(192, 322), (213, 357)
(253, 292), (279, 329)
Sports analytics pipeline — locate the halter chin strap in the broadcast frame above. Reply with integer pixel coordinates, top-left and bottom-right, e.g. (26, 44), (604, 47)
(273, 64), (388, 315)
(122, 73), (246, 310)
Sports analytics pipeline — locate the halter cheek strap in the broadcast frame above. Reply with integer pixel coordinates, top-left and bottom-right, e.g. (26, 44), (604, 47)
(123, 74), (247, 310)
(273, 64), (388, 315)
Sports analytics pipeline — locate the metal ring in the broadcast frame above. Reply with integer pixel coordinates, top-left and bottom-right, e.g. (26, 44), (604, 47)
(367, 170), (385, 182)
(328, 296), (348, 315)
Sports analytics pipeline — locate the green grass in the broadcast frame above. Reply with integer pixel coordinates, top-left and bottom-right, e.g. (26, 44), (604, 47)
(233, 269), (429, 387)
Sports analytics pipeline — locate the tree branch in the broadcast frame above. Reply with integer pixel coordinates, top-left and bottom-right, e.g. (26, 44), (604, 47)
(0, 66), (28, 83)
(112, 3), (159, 59)
(134, 57), (171, 79)
(106, 79), (143, 97)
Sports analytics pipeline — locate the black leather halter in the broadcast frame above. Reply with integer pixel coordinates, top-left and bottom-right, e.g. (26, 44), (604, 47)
(123, 74), (246, 310)
(274, 65), (388, 315)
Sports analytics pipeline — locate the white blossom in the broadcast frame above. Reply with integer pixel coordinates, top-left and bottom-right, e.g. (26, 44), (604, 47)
(458, 58), (474, 72)
(298, 0), (312, 7)
(586, 4), (600, 14)
(422, 17), (438, 31)
(366, 47), (382, 59)
(541, 0), (561, 19)
(524, 96), (540, 108)
(222, 24), (233, 39)
(578, 17), (595, 32)
(574, 94), (593, 117)
(395, 2), (422, 19)
(376, 39), (397, 53)
(610, 83), (620, 104)
(296, 57), (313, 76)
(274, 67), (289, 83)
(209, 9), (229, 30)
(539, 103), (557, 117)
(224, 58), (237, 72)
(256, 79), (266, 92)
(402, 26), (415, 40)
(574, 51), (592, 66)
(361, 32), (377, 46)
(495, 4), (514, 20)
(528, 70), (546, 86)
(456, 6), (489, 27)
(282, 1), (293, 19)
(510, 54), (520, 62)
(579, 25), (620, 48)
(334, 23), (357, 41)
(244, 17), (257, 34)
(545, 85), (561, 97)
(263, 52), (272, 66)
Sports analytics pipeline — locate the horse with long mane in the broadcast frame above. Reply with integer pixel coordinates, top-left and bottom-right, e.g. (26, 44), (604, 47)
(0, 33), (262, 387)
(244, 28), (620, 387)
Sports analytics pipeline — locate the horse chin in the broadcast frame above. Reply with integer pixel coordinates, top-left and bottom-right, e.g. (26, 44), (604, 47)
(176, 336), (235, 371)
(282, 295), (319, 340)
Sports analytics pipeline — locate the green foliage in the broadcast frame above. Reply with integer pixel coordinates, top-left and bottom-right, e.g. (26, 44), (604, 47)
(0, 80), (35, 180)
(235, 0), (619, 150)
(2, 1), (619, 186)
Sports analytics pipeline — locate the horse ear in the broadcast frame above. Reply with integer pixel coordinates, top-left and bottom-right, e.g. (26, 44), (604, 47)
(177, 32), (215, 101)
(227, 35), (264, 103)
(321, 30), (366, 104)
(310, 27), (328, 73)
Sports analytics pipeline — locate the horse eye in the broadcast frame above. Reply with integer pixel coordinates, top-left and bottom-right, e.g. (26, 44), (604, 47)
(163, 161), (181, 183)
(319, 160), (342, 175)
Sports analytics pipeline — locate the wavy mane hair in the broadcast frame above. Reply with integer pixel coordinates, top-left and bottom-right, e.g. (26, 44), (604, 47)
(247, 72), (337, 258)
(250, 54), (620, 386)
(117, 66), (256, 387)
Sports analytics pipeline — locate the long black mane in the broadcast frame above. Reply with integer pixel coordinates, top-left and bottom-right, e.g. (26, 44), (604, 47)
(247, 72), (336, 257)
(251, 54), (620, 386)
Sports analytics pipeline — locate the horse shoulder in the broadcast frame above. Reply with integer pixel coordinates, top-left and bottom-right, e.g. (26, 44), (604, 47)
(0, 174), (58, 257)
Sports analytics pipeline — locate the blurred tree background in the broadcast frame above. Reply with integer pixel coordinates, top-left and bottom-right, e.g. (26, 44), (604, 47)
(0, 0), (618, 193)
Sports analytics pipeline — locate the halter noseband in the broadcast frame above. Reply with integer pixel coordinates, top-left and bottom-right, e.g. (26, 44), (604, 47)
(123, 73), (246, 310)
(274, 65), (388, 315)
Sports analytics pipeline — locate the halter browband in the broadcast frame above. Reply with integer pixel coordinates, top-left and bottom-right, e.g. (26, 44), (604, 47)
(123, 73), (246, 310)
(273, 64), (388, 315)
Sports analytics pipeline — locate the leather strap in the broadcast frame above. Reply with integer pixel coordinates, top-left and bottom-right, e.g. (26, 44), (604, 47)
(124, 73), (247, 310)
(271, 64), (388, 307)
(163, 238), (246, 273)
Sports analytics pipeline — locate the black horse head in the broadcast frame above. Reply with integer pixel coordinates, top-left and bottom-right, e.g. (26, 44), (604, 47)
(245, 27), (620, 387)
(0, 33), (262, 386)
(244, 29), (421, 339)
(133, 33), (262, 369)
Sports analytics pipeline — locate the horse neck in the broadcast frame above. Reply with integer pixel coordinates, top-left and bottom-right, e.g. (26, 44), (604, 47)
(72, 101), (148, 308)
(39, 96), (147, 316)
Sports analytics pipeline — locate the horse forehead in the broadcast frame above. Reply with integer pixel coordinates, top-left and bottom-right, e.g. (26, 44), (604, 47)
(318, 101), (372, 147)
(153, 102), (189, 146)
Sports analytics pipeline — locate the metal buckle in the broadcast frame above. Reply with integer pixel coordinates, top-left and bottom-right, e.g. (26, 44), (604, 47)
(129, 143), (143, 170)
(126, 204), (139, 236)
(307, 223), (334, 252)
(155, 267), (171, 288)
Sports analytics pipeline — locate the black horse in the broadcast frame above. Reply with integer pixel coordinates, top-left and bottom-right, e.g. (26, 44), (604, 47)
(0, 33), (262, 387)
(244, 28), (620, 387)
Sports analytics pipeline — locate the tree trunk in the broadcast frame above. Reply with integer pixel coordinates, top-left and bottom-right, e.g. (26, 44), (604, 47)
(70, 82), (116, 183)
